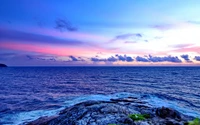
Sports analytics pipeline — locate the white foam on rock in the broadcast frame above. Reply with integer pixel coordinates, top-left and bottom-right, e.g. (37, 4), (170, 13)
(0, 92), (137, 125)
(144, 95), (200, 118)
(0, 108), (62, 125)
(63, 92), (138, 107)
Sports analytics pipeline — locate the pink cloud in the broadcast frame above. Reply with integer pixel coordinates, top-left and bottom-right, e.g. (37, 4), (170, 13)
(0, 41), (152, 58)
(172, 46), (200, 53)
(0, 41), (96, 56)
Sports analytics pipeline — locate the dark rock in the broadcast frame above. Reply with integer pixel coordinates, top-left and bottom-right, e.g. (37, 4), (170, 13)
(0, 63), (7, 67)
(156, 107), (181, 119)
(118, 117), (136, 125)
(27, 98), (194, 125)
(27, 116), (58, 125)
(165, 120), (179, 125)
(135, 121), (150, 125)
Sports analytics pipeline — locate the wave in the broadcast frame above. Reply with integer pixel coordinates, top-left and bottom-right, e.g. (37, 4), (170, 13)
(1, 92), (200, 125)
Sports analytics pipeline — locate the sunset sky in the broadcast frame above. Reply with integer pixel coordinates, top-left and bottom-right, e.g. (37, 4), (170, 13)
(1, 0), (200, 66)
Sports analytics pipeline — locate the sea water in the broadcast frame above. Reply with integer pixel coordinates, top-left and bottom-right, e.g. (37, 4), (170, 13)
(0, 67), (200, 124)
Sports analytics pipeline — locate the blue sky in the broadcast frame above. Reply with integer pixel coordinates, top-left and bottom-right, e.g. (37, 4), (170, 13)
(1, 0), (200, 66)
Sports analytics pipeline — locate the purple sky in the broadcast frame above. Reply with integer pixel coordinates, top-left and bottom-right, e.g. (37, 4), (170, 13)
(1, 0), (200, 66)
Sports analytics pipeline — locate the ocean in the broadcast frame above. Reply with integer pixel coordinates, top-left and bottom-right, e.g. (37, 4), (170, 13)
(0, 67), (200, 124)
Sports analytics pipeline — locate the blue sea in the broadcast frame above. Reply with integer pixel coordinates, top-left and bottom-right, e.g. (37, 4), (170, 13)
(0, 67), (200, 124)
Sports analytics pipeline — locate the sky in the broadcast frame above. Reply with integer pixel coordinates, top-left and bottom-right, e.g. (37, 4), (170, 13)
(1, 0), (200, 66)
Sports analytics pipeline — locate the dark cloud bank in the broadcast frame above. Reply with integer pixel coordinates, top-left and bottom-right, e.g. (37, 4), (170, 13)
(136, 55), (182, 63)
(91, 55), (134, 62)
(194, 56), (200, 61)
(0, 28), (82, 45)
(2, 52), (200, 65)
(90, 55), (189, 63)
(181, 54), (192, 62)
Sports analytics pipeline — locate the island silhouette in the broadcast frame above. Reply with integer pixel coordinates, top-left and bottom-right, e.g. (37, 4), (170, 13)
(0, 63), (7, 67)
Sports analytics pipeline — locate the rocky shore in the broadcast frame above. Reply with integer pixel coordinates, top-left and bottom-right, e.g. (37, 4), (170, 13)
(27, 97), (196, 125)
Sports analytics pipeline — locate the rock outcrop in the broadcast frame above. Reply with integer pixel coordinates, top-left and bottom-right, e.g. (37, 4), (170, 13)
(27, 97), (194, 125)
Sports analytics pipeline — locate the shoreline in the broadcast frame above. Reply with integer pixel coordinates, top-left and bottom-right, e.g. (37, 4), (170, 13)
(27, 95), (197, 125)
(1, 93), (199, 125)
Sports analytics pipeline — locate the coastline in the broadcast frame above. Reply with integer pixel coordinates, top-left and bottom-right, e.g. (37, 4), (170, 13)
(1, 92), (199, 125)
(26, 93), (198, 125)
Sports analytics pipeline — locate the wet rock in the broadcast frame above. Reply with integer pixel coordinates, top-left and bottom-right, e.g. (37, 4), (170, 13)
(110, 97), (138, 102)
(118, 117), (136, 125)
(28, 97), (194, 125)
(164, 120), (180, 125)
(156, 107), (181, 119)
(27, 116), (58, 125)
(135, 121), (150, 125)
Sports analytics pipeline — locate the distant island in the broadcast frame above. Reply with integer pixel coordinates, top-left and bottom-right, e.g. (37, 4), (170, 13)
(0, 63), (7, 67)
